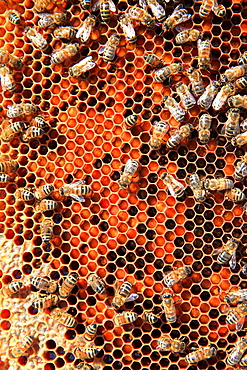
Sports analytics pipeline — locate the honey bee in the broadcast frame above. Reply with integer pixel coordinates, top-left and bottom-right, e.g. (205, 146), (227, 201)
(163, 96), (186, 122)
(129, 5), (155, 27)
(175, 27), (202, 45)
(83, 323), (98, 342)
(59, 272), (79, 298)
(163, 266), (192, 287)
(231, 132), (247, 147)
(240, 352), (247, 367)
(150, 121), (169, 150)
(212, 83), (235, 111)
(0, 64), (16, 93)
(234, 154), (247, 181)
(198, 81), (221, 110)
(10, 336), (34, 358)
(161, 290), (177, 324)
(50, 308), (77, 327)
(187, 173), (207, 202)
(0, 120), (25, 142)
(0, 157), (19, 174)
(35, 199), (58, 212)
(24, 27), (48, 50)
(0, 281), (23, 297)
(59, 180), (90, 202)
(185, 67), (204, 97)
(222, 65), (247, 83)
(226, 303), (247, 330)
(31, 293), (59, 309)
(37, 12), (67, 28)
(16, 187), (35, 201)
(124, 114), (138, 130)
(197, 38), (211, 70)
(51, 43), (80, 64)
(7, 103), (39, 118)
(161, 173), (185, 199)
(119, 13), (136, 44)
(222, 108), (240, 139)
(87, 273), (106, 294)
(54, 26), (77, 40)
(225, 188), (246, 203)
(30, 276), (57, 294)
(225, 288), (247, 305)
(114, 312), (139, 326)
(80, 0), (91, 10)
(175, 81), (196, 110)
(214, 238), (239, 270)
(162, 4), (191, 32)
(166, 124), (193, 149)
(112, 281), (139, 310)
(197, 113), (212, 144)
(40, 218), (54, 244)
(92, 0), (116, 23)
(99, 34), (120, 62)
(76, 15), (96, 43)
(0, 174), (11, 182)
(238, 51), (247, 65)
(0, 49), (23, 69)
(119, 159), (139, 189)
(139, 0), (166, 23)
(69, 56), (96, 77)
(228, 95), (247, 109)
(143, 312), (159, 324)
(157, 336), (186, 353)
(74, 347), (100, 359)
(204, 177), (234, 191)
(154, 63), (183, 82)
(234, 76), (247, 91)
(143, 53), (164, 69)
(185, 345), (217, 363)
(21, 126), (44, 142)
(34, 185), (54, 200)
(199, 0), (226, 18)
(7, 10), (21, 25)
(34, 0), (63, 12)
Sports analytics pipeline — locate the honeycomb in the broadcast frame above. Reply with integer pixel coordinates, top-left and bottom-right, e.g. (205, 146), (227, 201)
(0, 0), (247, 369)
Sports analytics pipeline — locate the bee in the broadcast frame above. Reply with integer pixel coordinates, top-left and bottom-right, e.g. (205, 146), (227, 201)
(175, 81), (196, 110)
(234, 76), (247, 91)
(7, 10), (21, 25)
(7, 103), (39, 118)
(0, 64), (16, 93)
(221, 108), (240, 140)
(92, 0), (116, 23)
(204, 177), (234, 191)
(124, 115), (138, 130)
(51, 43), (80, 64)
(240, 352), (247, 367)
(143, 53), (164, 69)
(154, 63), (183, 82)
(0, 281), (23, 297)
(166, 124), (193, 149)
(234, 154), (247, 180)
(0, 174), (11, 182)
(0, 49), (23, 69)
(21, 127), (44, 142)
(0, 120), (25, 142)
(59, 180), (90, 202)
(225, 188), (246, 203)
(87, 273), (106, 294)
(76, 15), (96, 43)
(30, 276), (57, 293)
(140, 0), (166, 23)
(54, 26), (77, 40)
(197, 113), (212, 144)
(83, 323), (98, 342)
(16, 187), (35, 201)
(222, 65), (247, 83)
(231, 132), (247, 147)
(161, 290), (177, 324)
(226, 303), (247, 330)
(187, 173), (207, 202)
(225, 288), (247, 305)
(37, 12), (67, 28)
(228, 95), (247, 109)
(162, 4), (191, 32)
(50, 308), (77, 327)
(10, 336), (34, 358)
(175, 27), (202, 45)
(119, 159), (139, 189)
(34, 185), (54, 200)
(112, 281), (139, 310)
(198, 81), (221, 110)
(197, 38), (211, 70)
(163, 96), (186, 122)
(114, 312), (138, 326)
(80, 0), (91, 10)
(99, 34), (120, 62)
(24, 27), (48, 50)
(69, 56), (96, 77)
(0, 157), (19, 174)
(143, 312), (159, 324)
(157, 336), (186, 353)
(185, 345), (217, 363)
(119, 13), (136, 44)
(150, 121), (169, 150)
(40, 218), (54, 244)
(161, 173), (185, 199)
(163, 266), (192, 287)
(185, 67), (204, 97)
(31, 293), (59, 309)
(74, 347), (100, 359)
(129, 5), (155, 27)
(35, 199), (58, 212)
(214, 238), (239, 270)
(212, 83), (235, 111)
(59, 272), (79, 298)
(238, 51), (247, 65)
(199, 0), (225, 18)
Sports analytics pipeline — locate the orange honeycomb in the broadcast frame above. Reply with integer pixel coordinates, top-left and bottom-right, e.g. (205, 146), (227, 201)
(0, 0), (247, 369)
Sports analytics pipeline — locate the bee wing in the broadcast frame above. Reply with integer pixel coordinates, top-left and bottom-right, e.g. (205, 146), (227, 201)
(179, 13), (192, 23)
(125, 293), (139, 303)
(92, 0), (100, 11)
(37, 12), (52, 18)
(175, 25), (187, 32)
(72, 179), (86, 185)
(76, 24), (87, 40)
(139, 0), (148, 11)
(229, 251), (237, 270)
(99, 46), (106, 55)
(212, 247), (223, 256)
(236, 316), (245, 331)
(70, 194), (86, 203)
(108, 0), (116, 12)
(121, 23), (136, 39)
